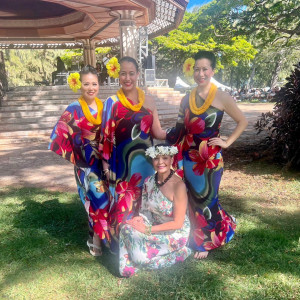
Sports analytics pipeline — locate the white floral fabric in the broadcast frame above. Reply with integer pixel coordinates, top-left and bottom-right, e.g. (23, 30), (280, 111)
(119, 175), (191, 277)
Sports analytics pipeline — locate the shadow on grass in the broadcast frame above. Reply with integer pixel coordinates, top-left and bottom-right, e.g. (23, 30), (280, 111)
(223, 151), (300, 181)
(0, 187), (119, 293)
(1, 186), (299, 299)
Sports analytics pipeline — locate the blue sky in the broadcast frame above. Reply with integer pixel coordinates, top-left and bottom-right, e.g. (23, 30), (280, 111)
(187, 0), (212, 12)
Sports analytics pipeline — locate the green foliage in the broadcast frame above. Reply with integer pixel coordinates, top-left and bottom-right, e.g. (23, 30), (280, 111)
(4, 49), (65, 87)
(60, 47), (111, 68)
(152, 1), (257, 87)
(255, 63), (300, 169)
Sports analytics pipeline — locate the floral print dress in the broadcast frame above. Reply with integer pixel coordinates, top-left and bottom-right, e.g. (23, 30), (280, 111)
(49, 101), (111, 245)
(119, 175), (191, 277)
(100, 95), (155, 251)
(167, 93), (236, 252)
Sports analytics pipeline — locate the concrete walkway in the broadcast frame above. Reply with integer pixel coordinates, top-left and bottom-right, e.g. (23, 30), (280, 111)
(0, 103), (274, 192)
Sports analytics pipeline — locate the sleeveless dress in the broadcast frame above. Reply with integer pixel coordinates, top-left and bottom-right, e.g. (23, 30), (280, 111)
(119, 175), (191, 277)
(100, 95), (155, 249)
(167, 93), (236, 252)
(49, 101), (110, 245)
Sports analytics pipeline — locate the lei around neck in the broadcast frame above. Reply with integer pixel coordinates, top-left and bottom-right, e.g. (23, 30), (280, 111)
(78, 96), (103, 125)
(189, 82), (217, 115)
(117, 87), (145, 112)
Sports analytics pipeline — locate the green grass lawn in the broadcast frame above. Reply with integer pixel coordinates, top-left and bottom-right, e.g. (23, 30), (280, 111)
(0, 161), (299, 300)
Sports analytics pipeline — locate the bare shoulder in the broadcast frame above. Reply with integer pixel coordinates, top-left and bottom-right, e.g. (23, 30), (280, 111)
(173, 176), (187, 194)
(217, 89), (234, 103)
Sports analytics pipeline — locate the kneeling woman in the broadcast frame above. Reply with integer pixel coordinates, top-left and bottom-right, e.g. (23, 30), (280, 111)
(119, 145), (191, 277)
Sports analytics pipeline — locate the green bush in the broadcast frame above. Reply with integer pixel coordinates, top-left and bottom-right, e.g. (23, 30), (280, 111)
(255, 62), (300, 170)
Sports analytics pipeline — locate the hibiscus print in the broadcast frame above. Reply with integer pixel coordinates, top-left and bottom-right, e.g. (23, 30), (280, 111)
(180, 109), (205, 151)
(116, 173), (142, 212)
(141, 114), (153, 134)
(102, 119), (116, 160)
(189, 140), (222, 176)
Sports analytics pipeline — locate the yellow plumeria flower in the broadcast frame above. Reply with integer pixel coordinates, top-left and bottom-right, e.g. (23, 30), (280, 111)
(106, 57), (120, 78)
(67, 72), (81, 92)
(183, 58), (195, 77)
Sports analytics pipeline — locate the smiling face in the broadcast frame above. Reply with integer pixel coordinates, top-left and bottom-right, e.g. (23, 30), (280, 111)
(152, 155), (174, 175)
(80, 73), (99, 103)
(119, 61), (139, 93)
(193, 58), (215, 87)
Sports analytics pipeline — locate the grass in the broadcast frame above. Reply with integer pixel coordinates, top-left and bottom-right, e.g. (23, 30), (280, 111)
(0, 160), (299, 300)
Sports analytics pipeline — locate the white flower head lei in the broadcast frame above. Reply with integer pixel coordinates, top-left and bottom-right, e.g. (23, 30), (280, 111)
(145, 145), (178, 159)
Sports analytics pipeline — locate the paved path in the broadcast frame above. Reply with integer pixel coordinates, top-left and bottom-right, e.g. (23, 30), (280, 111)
(0, 103), (274, 192)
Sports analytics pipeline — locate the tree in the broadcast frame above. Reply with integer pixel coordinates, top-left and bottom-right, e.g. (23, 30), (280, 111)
(232, 0), (300, 44)
(4, 49), (65, 87)
(152, 5), (257, 87)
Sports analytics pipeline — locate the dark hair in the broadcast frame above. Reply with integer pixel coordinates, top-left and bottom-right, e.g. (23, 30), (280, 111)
(119, 56), (139, 72)
(194, 50), (216, 69)
(80, 65), (98, 81)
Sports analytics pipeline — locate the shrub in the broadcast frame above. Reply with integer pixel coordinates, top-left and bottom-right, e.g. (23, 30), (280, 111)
(255, 62), (300, 169)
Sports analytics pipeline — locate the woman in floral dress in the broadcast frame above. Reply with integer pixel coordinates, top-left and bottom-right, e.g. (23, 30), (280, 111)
(101, 57), (166, 252)
(49, 66), (109, 256)
(167, 51), (248, 259)
(119, 145), (191, 277)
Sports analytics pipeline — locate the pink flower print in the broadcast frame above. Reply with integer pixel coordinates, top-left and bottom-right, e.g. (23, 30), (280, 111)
(176, 255), (185, 262)
(122, 266), (136, 277)
(147, 246), (159, 259)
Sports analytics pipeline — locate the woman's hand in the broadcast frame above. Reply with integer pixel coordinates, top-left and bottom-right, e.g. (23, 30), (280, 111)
(208, 137), (228, 148)
(126, 217), (147, 233)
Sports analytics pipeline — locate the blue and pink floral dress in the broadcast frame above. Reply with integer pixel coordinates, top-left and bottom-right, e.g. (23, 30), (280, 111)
(119, 175), (191, 277)
(100, 95), (155, 250)
(167, 93), (237, 252)
(49, 101), (110, 245)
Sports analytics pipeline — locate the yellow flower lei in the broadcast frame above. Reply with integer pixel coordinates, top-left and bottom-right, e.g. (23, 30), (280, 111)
(116, 87), (145, 112)
(78, 96), (103, 125)
(189, 82), (218, 115)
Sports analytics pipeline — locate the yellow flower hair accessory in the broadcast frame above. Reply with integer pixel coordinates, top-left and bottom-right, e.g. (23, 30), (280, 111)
(106, 57), (120, 78)
(68, 72), (81, 92)
(183, 58), (195, 77)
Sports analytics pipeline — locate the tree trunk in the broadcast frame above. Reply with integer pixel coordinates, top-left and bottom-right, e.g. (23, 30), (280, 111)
(248, 62), (256, 89)
(270, 51), (284, 88)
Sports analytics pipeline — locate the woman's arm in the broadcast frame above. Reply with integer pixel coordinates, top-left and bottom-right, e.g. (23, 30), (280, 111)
(145, 95), (166, 140)
(208, 93), (248, 149)
(128, 181), (188, 233)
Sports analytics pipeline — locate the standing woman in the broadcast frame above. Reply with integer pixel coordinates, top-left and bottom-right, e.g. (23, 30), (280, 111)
(167, 51), (248, 259)
(49, 65), (109, 256)
(101, 56), (166, 250)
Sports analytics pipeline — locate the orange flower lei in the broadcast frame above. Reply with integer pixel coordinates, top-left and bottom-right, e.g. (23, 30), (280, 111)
(189, 82), (217, 115)
(78, 96), (103, 125)
(117, 87), (145, 112)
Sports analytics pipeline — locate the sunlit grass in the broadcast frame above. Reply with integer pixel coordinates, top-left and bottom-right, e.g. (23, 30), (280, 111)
(0, 160), (299, 299)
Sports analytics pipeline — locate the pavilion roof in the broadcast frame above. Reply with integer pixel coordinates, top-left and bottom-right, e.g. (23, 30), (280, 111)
(0, 0), (188, 49)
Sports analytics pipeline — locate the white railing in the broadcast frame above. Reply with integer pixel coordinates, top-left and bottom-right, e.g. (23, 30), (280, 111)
(155, 79), (168, 87)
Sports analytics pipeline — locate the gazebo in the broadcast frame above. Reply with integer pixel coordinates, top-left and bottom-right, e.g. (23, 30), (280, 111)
(0, 0), (188, 66)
